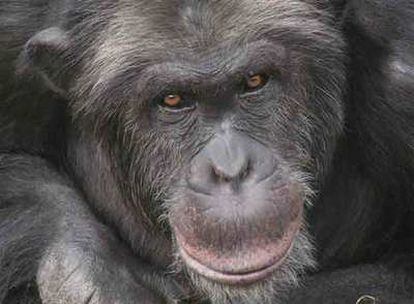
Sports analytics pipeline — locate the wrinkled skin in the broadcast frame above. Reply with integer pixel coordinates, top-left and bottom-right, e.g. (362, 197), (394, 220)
(0, 0), (413, 304)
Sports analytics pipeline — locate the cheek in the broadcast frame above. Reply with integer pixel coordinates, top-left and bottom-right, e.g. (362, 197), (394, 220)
(266, 78), (344, 173)
(117, 127), (184, 195)
(262, 97), (312, 163)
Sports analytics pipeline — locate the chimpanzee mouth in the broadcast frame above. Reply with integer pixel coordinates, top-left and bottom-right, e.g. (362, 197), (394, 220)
(175, 222), (300, 286)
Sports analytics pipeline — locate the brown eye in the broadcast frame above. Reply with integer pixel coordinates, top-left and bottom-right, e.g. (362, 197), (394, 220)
(245, 73), (268, 92)
(159, 94), (196, 112)
(163, 94), (182, 107)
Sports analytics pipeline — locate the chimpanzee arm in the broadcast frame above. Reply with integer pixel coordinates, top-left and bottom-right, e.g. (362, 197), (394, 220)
(0, 154), (186, 304)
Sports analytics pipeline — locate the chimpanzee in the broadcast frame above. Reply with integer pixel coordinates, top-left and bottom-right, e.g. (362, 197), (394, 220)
(0, 0), (413, 303)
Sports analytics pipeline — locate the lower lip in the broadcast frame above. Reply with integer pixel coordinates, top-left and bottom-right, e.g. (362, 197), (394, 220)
(177, 236), (295, 286)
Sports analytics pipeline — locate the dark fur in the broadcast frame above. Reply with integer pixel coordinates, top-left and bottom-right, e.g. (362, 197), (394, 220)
(0, 0), (413, 303)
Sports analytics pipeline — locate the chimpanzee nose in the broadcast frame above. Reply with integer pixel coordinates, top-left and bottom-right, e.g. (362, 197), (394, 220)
(208, 135), (249, 182)
(187, 132), (275, 194)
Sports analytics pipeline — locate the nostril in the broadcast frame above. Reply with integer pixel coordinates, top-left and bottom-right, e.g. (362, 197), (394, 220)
(210, 158), (251, 184)
(211, 165), (232, 184)
(240, 159), (251, 179)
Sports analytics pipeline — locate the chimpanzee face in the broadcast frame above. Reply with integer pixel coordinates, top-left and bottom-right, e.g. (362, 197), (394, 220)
(72, 0), (345, 302)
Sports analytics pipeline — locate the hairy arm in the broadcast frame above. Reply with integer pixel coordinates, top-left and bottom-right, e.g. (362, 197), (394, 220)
(0, 154), (185, 304)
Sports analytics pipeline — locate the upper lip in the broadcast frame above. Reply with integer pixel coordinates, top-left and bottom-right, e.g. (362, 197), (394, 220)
(186, 166), (280, 196)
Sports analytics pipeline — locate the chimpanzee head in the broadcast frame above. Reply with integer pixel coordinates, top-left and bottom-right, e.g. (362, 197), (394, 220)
(23, 0), (346, 302)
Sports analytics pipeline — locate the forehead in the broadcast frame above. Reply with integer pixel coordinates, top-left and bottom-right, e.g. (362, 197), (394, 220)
(91, 0), (337, 79)
(102, 1), (328, 51)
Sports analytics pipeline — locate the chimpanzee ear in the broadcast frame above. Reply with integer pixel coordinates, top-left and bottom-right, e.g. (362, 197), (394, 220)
(17, 27), (71, 97)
